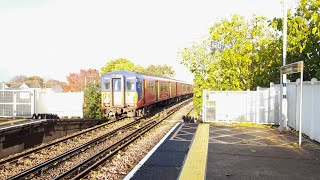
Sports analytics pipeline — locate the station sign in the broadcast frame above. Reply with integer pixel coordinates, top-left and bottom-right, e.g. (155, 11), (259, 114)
(281, 61), (303, 74)
(279, 60), (304, 146)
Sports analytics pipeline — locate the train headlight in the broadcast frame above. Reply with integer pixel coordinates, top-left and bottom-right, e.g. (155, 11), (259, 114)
(104, 93), (110, 104)
(104, 96), (110, 103)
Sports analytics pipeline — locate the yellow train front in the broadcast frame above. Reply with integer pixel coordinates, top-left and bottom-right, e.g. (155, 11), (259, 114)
(101, 70), (193, 117)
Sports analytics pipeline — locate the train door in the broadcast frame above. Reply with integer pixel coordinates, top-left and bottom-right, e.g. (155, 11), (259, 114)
(111, 76), (125, 107)
(155, 81), (159, 101)
(142, 80), (145, 104)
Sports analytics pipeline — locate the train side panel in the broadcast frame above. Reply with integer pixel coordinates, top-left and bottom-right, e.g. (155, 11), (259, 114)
(170, 81), (177, 98)
(177, 82), (183, 96)
(144, 78), (156, 106)
(158, 80), (170, 101)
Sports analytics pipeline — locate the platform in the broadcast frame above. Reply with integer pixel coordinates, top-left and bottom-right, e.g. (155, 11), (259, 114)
(0, 118), (106, 158)
(125, 123), (320, 180)
(0, 118), (40, 130)
(125, 123), (199, 180)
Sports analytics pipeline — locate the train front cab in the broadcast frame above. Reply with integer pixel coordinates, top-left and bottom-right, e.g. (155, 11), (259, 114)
(101, 73), (140, 117)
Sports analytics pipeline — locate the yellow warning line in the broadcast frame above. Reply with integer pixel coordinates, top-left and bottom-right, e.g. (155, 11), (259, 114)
(179, 124), (209, 180)
(0, 119), (27, 126)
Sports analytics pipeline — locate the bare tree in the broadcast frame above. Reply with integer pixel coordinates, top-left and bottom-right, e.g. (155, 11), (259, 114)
(9, 75), (27, 83)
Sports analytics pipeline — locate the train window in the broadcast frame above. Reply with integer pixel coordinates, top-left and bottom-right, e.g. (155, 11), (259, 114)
(148, 81), (154, 92)
(126, 79), (135, 92)
(103, 79), (110, 91)
(113, 78), (121, 92)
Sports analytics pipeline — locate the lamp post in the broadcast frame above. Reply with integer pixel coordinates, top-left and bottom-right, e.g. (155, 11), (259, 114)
(280, 0), (289, 131)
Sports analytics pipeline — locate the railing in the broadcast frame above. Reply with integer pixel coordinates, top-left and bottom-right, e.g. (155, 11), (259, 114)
(0, 90), (35, 118)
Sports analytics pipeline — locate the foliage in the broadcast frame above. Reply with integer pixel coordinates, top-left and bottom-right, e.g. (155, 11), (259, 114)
(83, 84), (102, 119)
(144, 64), (175, 78)
(9, 75), (27, 83)
(271, 0), (320, 80)
(181, 0), (320, 113)
(66, 69), (100, 92)
(100, 58), (138, 74)
(180, 15), (278, 112)
(100, 58), (175, 78)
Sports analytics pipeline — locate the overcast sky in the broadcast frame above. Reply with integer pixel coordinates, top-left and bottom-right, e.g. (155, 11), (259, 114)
(0, 0), (298, 83)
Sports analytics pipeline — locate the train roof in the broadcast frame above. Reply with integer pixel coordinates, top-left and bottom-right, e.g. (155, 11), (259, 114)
(101, 70), (192, 85)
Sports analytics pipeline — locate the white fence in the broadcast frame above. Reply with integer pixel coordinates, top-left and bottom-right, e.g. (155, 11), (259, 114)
(203, 78), (320, 143)
(0, 90), (84, 118)
(287, 78), (320, 143)
(203, 83), (280, 124)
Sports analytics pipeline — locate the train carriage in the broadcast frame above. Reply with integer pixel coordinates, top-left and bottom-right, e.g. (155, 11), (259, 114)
(101, 70), (193, 117)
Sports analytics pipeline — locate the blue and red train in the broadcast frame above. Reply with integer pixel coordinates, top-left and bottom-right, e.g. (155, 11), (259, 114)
(101, 70), (193, 117)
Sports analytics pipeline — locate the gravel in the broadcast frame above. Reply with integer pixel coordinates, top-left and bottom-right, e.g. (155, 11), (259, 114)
(0, 118), (135, 179)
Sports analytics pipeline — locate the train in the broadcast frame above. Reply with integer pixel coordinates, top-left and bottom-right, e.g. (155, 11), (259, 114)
(101, 70), (193, 117)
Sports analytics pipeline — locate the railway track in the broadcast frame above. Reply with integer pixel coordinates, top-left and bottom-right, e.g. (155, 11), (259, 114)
(2, 98), (192, 179)
(60, 99), (192, 180)
(7, 117), (148, 179)
(0, 116), (127, 166)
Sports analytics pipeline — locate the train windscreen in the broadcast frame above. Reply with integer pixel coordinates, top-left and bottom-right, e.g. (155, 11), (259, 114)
(102, 78), (110, 91)
(126, 79), (135, 92)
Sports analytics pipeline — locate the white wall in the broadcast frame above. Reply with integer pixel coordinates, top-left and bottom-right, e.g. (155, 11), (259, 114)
(36, 92), (84, 118)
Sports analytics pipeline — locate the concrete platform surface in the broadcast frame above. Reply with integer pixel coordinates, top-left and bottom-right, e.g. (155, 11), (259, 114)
(207, 124), (320, 180)
(129, 123), (198, 180)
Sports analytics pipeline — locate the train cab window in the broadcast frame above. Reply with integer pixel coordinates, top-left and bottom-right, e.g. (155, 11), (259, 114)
(103, 79), (110, 91)
(126, 79), (135, 92)
(113, 78), (122, 92)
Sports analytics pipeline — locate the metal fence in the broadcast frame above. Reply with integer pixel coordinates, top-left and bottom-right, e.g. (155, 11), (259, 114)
(203, 83), (280, 124)
(0, 90), (35, 118)
(0, 90), (83, 119)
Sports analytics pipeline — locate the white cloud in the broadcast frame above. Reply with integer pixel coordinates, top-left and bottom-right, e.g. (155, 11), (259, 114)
(0, 0), (285, 83)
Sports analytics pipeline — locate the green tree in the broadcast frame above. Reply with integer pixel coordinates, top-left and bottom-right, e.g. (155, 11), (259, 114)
(100, 58), (141, 75)
(83, 84), (102, 119)
(100, 58), (175, 78)
(180, 15), (278, 112)
(271, 0), (320, 80)
(209, 15), (278, 90)
(145, 64), (175, 78)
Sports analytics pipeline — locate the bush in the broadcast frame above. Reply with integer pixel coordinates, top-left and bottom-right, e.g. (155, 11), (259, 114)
(84, 84), (103, 119)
